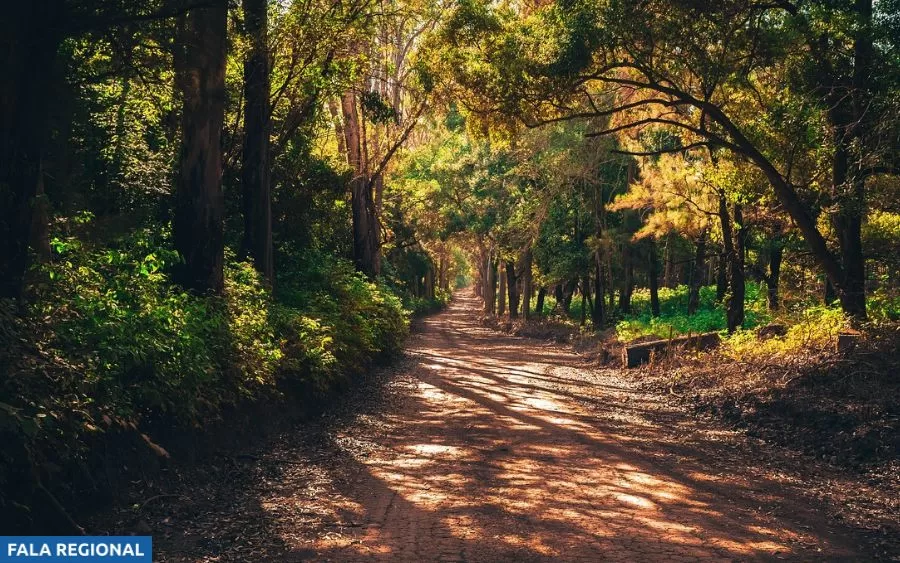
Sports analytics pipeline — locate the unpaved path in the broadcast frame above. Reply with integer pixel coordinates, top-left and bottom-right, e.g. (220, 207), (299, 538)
(141, 293), (882, 562)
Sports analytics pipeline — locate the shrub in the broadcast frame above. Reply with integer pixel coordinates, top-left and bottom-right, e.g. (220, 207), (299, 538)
(7, 227), (409, 445)
(868, 286), (900, 324)
(275, 250), (409, 373)
(405, 289), (453, 316)
(2, 226), (412, 531)
(34, 229), (285, 424)
(724, 305), (848, 359)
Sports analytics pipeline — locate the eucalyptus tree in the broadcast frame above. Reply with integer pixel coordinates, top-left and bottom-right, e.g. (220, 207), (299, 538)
(240, 0), (273, 283)
(172, 0), (229, 293)
(331, 0), (445, 277)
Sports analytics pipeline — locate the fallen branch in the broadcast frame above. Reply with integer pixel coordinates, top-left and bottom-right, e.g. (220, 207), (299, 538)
(623, 332), (721, 368)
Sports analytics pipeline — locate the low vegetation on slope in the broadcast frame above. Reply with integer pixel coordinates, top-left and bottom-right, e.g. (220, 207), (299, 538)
(0, 224), (414, 533)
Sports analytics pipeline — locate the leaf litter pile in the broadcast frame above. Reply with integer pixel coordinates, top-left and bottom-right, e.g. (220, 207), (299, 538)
(626, 326), (900, 558)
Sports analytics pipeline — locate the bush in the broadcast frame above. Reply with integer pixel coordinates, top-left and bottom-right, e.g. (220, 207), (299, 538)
(868, 286), (900, 324)
(724, 305), (848, 359)
(405, 289), (453, 316)
(33, 230), (284, 424)
(29, 231), (410, 425)
(0, 225), (411, 530)
(275, 250), (409, 375)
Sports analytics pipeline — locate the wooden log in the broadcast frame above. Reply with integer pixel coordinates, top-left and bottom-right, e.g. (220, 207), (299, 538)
(622, 332), (721, 368)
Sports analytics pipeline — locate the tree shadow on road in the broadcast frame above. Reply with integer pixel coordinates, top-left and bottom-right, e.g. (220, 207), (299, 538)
(276, 295), (870, 561)
(145, 294), (877, 561)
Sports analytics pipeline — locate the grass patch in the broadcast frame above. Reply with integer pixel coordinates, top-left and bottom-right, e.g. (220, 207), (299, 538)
(616, 284), (769, 341)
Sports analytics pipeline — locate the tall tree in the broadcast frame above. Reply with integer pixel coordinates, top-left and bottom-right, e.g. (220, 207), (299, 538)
(241, 0), (273, 283)
(1, 1), (64, 300)
(340, 90), (382, 276)
(173, 0), (228, 293)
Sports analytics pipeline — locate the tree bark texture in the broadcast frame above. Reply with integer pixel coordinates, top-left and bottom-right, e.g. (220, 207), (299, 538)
(173, 0), (228, 294)
(240, 0), (273, 283)
(726, 204), (746, 333)
(522, 248), (533, 320)
(497, 267), (506, 315)
(341, 92), (380, 277)
(506, 261), (519, 319)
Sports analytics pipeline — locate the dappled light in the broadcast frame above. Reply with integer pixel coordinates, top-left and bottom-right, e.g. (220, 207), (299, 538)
(236, 295), (864, 561)
(3, 0), (896, 556)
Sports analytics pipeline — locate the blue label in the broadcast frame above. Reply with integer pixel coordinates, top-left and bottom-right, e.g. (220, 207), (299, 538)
(0, 538), (151, 562)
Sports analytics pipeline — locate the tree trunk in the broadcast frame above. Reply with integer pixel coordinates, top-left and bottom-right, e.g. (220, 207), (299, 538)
(687, 230), (707, 315)
(173, 1), (228, 294)
(0, 1), (61, 300)
(649, 239), (660, 317)
(535, 287), (546, 317)
(726, 204), (746, 333)
(580, 277), (588, 326)
(349, 181), (377, 279)
(820, 0), (869, 320)
(506, 261), (519, 319)
(240, 0), (273, 284)
(522, 248), (533, 319)
(766, 239), (783, 311)
(554, 285), (565, 313)
(828, 133), (868, 319)
(718, 192), (734, 314)
(563, 279), (577, 313)
(842, 0), (870, 319)
(824, 278), (838, 305)
(619, 242), (634, 314)
(607, 263), (615, 314)
(425, 267), (434, 300)
(663, 235), (673, 288)
(341, 92), (379, 277)
(369, 173), (384, 274)
(623, 332), (721, 368)
(497, 267), (507, 315)
(592, 259), (604, 327)
(585, 275), (594, 319)
(483, 253), (496, 314)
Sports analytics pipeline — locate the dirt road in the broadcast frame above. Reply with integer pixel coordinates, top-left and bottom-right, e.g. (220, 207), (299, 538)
(147, 292), (879, 561)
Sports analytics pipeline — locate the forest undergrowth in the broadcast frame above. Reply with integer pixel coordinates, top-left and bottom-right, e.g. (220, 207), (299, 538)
(0, 222), (454, 534)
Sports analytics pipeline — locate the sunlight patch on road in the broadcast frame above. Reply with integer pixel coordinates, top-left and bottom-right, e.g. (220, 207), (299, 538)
(407, 443), (464, 456)
(497, 533), (558, 557)
(613, 493), (658, 509)
(517, 396), (560, 412)
(301, 300), (852, 561)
